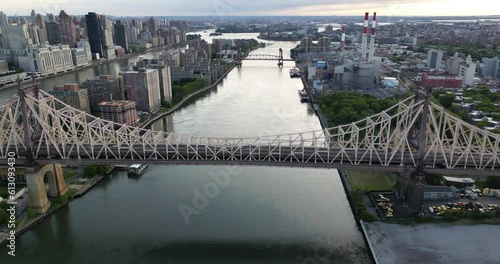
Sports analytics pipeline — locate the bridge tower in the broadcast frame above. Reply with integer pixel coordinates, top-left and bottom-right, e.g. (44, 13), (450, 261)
(277, 48), (283, 67)
(397, 86), (432, 214)
(17, 77), (68, 214)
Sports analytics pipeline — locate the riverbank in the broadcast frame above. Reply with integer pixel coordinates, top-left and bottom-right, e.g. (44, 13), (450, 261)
(71, 176), (105, 198)
(363, 221), (500, 264)
(0, 173), (107, 246)
(0, 41), (190, 92)
(141, 63), (237, 128)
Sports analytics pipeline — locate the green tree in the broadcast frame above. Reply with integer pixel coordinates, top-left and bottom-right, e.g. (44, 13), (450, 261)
(438, 93), (455, 108)
(0, 207), (7, 226)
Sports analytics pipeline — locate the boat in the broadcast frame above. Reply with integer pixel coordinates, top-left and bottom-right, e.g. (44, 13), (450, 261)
(289, 68), (301, 78)
(209, 32), (223, 36)
(298, 89), (310, 102)
(128, 164), (148, 175)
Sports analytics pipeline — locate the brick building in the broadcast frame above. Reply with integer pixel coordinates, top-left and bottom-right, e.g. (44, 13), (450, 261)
(98, 100), (138, 125)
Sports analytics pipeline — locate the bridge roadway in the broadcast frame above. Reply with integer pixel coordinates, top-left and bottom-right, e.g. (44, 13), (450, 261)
(4, 144), (500, 176)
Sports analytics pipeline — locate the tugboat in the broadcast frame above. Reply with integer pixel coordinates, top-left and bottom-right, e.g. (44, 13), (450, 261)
(298, 89), (310, 102)
(289, 68), (301, 78)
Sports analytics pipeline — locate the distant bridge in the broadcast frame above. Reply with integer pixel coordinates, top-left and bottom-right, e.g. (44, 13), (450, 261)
(244, 54), (293, 61)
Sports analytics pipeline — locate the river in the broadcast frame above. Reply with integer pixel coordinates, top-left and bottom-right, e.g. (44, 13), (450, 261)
(0, 30), (371, 263)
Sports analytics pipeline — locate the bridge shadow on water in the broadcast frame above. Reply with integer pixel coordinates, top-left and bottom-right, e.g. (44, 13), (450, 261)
(143, 240), (370, 263)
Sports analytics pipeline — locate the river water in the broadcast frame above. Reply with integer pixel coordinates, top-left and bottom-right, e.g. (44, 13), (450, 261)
(0, 31), (371, 263)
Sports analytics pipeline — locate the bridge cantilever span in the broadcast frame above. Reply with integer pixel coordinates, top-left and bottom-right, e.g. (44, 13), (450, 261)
(0, 88), (499, 175)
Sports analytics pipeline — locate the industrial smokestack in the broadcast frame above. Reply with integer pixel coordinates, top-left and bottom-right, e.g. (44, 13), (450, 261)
(361, 12), (369, 61)
(341, 25), (346, 51)
(368, 12), (377, 63)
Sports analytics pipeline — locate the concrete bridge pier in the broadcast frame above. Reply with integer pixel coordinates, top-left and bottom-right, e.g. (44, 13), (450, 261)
(26, 164), (68, 214)
(406, 173), (426, 214)
(395, 169), (425, 214)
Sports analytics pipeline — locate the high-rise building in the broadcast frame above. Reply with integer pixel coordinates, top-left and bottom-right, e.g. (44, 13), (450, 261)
(80, 75), (125, 111)
(85, 12), (103, 58)
(446, 52), (461, 75)
(458, 55), (476, 87)
(127, 25), (138, 44)
(0, 12), (8, 26)
(100, 16), (115, 59)
(49, 84), (90, 113)
(300, 37), (312, 53)
(114, 20), (128, 52)
(148, 17), (158, 37)
(34, 14), (47, 44)
(121, 68), (161, 113)
(30, 10), (36, 22)
(1, 24), (33, 50)
(59, 10), (76, 47)
(317, 36), (330, 52)
(98, 100), (138, 125)
(481, 57), (500, 78)
(46, 21), (61, 45)
(427, 49), (443, 69)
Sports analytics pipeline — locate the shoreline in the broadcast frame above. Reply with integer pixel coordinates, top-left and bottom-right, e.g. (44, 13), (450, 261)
(305, 76), (377, 263)
(141, 63), (237, 129)
(0, 174), (107, 247)
(141, 45), (260, 128)
(0, 42), (190, 92)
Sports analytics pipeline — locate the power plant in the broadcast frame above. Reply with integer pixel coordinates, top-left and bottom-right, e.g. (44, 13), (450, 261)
(330, 12), (382, 90)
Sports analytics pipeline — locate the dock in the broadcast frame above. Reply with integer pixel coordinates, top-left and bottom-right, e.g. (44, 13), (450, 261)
(71, 176), (105, 198)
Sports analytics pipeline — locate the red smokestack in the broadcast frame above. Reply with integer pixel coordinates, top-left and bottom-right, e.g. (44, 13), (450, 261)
(361, 12), (369, 60)
(363, 12), (369, 34)
(371, 12), (377, 35)
(369, 12), (377, 63)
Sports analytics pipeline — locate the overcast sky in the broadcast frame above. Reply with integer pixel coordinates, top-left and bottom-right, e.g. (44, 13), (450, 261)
(1, 0), (499, 17)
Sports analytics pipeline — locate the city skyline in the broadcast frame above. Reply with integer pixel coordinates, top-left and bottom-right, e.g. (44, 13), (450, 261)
(1, 0), (499, 17)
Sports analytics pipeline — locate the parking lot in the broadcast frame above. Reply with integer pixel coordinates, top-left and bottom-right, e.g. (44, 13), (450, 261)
(423, 191), (500, 216)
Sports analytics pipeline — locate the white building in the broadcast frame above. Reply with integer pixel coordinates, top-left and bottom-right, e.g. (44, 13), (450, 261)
(121, 68), (161, 113)
(458, 55), (476, 87)
(446, 52), (461, 75)
(71, 47), (91, 67)
(427, 49), (443, 69)
(1, 24), (33, 50)
(76, 41), (92, 62)
(100, 16), (115, 59)
(18, 44), (74, 75)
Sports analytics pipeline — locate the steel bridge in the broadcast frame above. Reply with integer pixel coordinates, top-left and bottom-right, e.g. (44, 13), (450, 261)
(244, 54), (293, 61)
(1, 83), (499, 176)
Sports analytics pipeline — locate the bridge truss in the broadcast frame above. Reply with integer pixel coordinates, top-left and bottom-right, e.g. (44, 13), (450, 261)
(0, 88), (499, 173)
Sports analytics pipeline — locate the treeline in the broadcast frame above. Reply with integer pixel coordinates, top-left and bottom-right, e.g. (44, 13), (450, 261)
(170, 78), (208, 105)
(318, 92), (397, 127)
(433, 86), (500, 131)
(186, 34), (201, 41)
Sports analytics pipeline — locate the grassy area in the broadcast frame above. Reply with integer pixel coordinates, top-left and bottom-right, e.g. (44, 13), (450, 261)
(63, 169), (78, 180)
(353, 191), (377, 222)
(48, 188), (77, 210)
(347, 170), (396, 191)
(0, 184), (27, 199)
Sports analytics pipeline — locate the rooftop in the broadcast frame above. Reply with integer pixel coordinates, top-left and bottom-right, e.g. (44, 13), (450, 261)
(98, 100), (135, 107)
